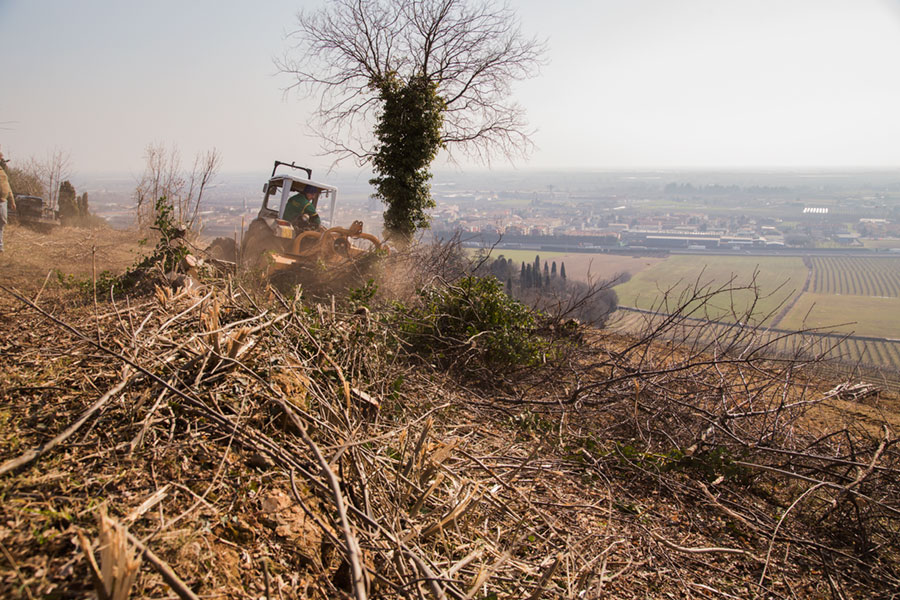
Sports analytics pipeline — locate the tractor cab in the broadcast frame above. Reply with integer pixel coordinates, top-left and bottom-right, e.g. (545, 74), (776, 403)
(258, 162), (337, 239)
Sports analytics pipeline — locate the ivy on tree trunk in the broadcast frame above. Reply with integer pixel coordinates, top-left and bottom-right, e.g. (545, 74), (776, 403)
(369, 74), (445, 242)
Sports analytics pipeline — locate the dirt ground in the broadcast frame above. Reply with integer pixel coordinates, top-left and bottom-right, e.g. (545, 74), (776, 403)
(0, 223), (150, 295)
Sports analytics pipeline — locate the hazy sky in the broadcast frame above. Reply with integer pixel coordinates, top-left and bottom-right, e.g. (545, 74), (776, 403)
(2, 0), (900, 174)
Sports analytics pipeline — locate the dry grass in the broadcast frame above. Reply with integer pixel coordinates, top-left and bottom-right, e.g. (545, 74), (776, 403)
(1, 227), (899, 599)
(0, 223), (150, 292)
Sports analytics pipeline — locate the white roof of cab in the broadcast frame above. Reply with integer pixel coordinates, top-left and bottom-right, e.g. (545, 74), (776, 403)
(269, 174), (337, 192)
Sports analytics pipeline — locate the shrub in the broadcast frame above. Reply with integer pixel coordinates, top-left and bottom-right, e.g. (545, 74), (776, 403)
(55, 197), (190, 300)
(55, 269), (120, 298)
(398, 275), (545, 373)
(117, 196), (189, 290)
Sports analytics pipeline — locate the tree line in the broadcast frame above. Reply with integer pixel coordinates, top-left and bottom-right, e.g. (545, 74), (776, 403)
(474, 252), (617, 326)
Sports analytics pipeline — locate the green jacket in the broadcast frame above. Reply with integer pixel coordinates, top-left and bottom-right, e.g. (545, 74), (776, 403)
(283, 193), (320, 227)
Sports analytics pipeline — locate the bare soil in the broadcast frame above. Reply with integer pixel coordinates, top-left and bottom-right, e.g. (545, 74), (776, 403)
(0, 223), (149, 295)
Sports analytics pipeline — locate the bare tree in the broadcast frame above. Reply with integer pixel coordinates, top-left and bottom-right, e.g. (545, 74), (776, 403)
(133, 143), (221, 234)
(41, 149), (72, 211)
(282, 0), (544, 162)
(134, 143), (183, 229)
(5, 156), (45, 198)
(184, 148), (222, 232)
(279, 0), (545, 239)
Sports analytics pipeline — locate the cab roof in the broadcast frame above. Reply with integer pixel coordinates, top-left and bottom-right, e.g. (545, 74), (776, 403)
(268, 174), (337, 193)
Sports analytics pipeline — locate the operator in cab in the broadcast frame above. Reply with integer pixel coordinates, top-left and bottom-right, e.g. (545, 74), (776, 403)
(283, 184), (321, 230)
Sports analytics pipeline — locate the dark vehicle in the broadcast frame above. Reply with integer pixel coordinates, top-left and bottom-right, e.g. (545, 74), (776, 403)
(12, 195), (60, 230)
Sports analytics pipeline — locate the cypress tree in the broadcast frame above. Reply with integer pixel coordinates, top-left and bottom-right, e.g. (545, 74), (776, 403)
(58, 181), (78, 220)
(520, 262), (526, 285)
(543, 261), (549, 278)
(560, 262), (567, 280)
(492, 257), (506, 278)
(78, 192), (89, 218)
(551, 261), (557, 277)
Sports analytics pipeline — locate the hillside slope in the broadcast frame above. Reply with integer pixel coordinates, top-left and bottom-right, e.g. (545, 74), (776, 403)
(0, 223), (148, 292)
(1, 225), (899, 599)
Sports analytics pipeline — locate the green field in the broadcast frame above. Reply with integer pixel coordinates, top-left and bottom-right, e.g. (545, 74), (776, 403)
(610, 253), (900, 373)
(861, 238), (900, 250)
(614, 255), (808, 325)
(779, 293), (900, 338)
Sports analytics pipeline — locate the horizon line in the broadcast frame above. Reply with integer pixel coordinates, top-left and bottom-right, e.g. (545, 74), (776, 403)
(70, 165), (900, 177)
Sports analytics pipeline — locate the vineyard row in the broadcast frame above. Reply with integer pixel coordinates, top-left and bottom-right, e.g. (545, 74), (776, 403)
(810, 256), (900, 297)
(610, 308), (900, 387)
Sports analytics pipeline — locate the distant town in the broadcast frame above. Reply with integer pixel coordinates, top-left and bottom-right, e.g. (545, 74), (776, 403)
(78, 169), (900, 253)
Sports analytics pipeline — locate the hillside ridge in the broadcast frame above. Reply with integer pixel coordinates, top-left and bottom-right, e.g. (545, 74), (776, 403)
(1, 224), (899, 599)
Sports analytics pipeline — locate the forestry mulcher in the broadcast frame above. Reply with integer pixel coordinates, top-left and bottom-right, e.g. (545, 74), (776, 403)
(208, 161), (387, 287)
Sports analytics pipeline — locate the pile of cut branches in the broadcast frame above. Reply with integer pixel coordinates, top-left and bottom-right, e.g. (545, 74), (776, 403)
(1, 259), (899, 599)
